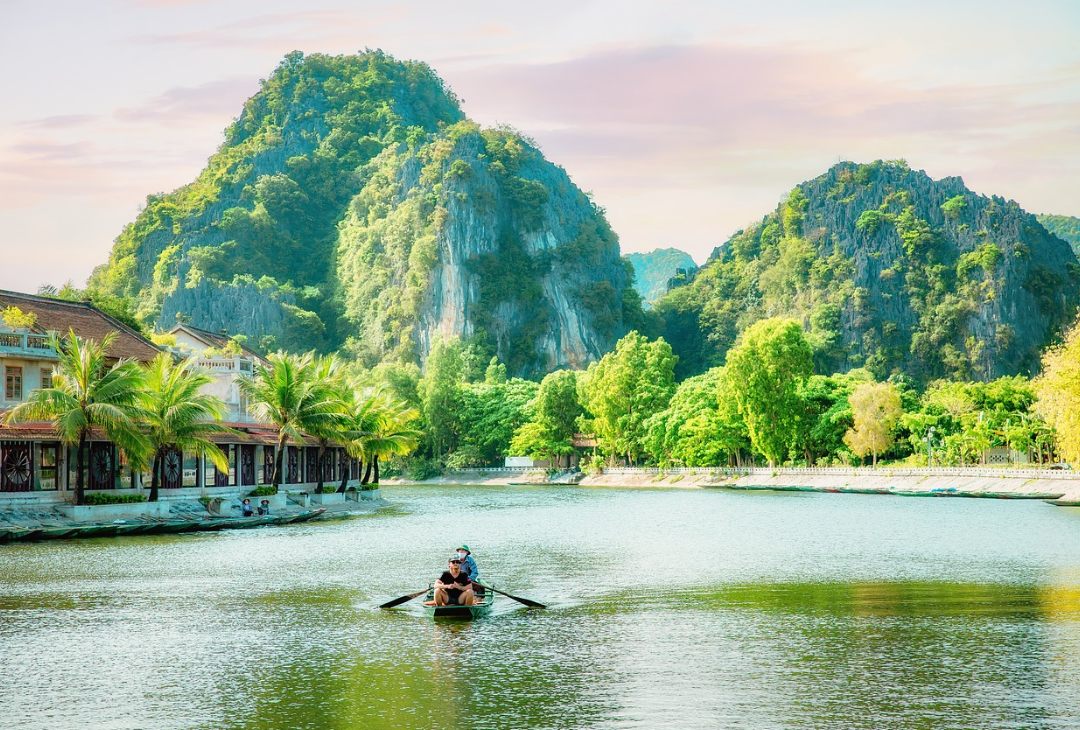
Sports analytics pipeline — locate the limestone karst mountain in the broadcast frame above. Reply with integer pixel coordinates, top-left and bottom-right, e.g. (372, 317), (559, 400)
(90, 50), (641, 377)
(652, 160), (1080, 381)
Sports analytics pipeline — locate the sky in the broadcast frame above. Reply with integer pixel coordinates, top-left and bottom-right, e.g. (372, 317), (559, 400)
(0, 0), (1078, 291)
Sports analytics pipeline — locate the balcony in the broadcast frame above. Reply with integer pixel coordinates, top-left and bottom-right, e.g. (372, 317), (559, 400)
(0, 331), (57, 361)
(194, 356), (254, 373)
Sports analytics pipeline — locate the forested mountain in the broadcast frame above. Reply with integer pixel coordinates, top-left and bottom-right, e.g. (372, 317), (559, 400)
(652, 160), (1080, 381)
(89, 51), (641, 377)
(625, 248), (697, 306)
(1038, 214), (1080, 256)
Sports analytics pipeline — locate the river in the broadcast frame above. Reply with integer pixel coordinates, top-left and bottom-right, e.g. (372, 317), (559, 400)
(3, 484), (1080, 729)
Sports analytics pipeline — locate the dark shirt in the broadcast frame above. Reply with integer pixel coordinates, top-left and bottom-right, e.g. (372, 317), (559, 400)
(437, 571), (472, 591)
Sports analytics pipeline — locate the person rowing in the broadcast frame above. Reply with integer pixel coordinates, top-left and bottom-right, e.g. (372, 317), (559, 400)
(455, 544), (479, 582)
(430, 556), (476, 607)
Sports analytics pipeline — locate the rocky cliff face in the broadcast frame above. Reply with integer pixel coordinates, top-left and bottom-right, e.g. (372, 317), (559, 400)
(335, 124), (637, 376)
(626, 248), (697, 306)
(88, 51), (640, 374)
(654, 160), (1080, 381)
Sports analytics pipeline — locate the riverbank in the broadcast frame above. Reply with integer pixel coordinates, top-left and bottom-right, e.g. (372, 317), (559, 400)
(385, 467), (1080, 502)
(0, 490), (388, 542)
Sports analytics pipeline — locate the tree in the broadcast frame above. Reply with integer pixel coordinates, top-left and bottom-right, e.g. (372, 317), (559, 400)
(360, 398), (422, 484)
(723, 318), (813, 466)
(139, 354), (233, 501)
(843, 381), (903, 466)
(577, 332), (677, 464)
(458, 378), (539, 465)
(1035, 319), (1080, 464)
(420, 337), (466, 458)
(509, 371), (581, 468)
(4, 332), (148, 505)
(238, 352), (345, 488)
(299, 354), (349, 493)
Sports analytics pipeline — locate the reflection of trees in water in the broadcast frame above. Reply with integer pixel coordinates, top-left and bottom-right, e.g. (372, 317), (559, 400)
(201, 599), (618, 730)
(693, 581), (1076, 729)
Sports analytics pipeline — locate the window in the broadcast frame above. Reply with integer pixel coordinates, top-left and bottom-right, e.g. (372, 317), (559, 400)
(39, 443), (59, 491)
(183, 453), (199, 486)
(5, 366), (22, 401)
(40, 368), (52, 391)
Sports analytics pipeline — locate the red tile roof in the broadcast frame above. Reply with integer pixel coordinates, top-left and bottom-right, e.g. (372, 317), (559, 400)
(0, 290), (160, 362)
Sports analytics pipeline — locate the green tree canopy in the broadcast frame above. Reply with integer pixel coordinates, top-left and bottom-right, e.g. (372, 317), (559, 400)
(577, 331), (677, 464)
(724, 318), (814, 466)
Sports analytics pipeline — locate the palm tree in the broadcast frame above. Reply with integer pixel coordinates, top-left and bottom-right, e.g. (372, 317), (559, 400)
(237, 352), (346, 490)
(359, 396), (421, 485)
(4, 331), (149, 505)
(305, 355), (349, 494)
(139, 354), (236, 502)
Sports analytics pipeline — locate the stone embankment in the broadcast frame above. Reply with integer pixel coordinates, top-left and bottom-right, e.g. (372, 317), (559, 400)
(0, 490), (388, 543)
(390, 467), (1080, 502)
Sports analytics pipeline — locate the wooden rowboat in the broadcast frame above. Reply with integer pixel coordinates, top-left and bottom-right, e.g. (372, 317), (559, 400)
(424, 584), (495, 619)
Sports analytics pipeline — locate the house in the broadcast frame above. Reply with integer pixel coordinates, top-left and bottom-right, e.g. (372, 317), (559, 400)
(0, 290), (161, 497)
(167, 323), (264, 423)
(0, 292), (362, 502)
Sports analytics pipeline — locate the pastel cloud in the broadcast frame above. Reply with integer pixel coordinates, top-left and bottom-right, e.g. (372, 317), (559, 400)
(114, 77), (260, 124)
(446, 43), (1080, 252)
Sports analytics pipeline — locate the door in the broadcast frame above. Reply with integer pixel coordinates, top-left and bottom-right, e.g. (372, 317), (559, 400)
(0, 442), (32, 492)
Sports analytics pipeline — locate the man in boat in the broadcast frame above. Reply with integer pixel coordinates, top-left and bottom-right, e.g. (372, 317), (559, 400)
(432, 557), (477, 606)
(455, 545), (479, 582)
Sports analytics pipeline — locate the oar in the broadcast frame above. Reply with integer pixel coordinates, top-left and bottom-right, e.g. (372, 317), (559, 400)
(379, 588), (428, 609)
(474, 582), (546, 609)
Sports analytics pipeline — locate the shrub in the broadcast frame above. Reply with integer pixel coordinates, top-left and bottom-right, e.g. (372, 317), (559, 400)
(83, 492), (147, 506)
(407, 457), (442, 481)
(248, 485), (278, 497)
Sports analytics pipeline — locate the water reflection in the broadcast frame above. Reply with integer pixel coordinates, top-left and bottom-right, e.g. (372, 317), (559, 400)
(3, 486), (1080, 729)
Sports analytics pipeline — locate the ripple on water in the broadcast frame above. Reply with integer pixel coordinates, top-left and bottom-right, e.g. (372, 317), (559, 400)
(2, 485), (1080, 729)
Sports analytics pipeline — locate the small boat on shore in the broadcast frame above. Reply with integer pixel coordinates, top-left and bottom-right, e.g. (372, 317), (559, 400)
(423, 584), (495, 619)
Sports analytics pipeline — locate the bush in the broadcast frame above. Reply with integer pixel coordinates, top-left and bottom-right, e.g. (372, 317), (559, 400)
(407, 457), (442, 481)
(248, 485), (278, 497)
(84, 492), (147, 506)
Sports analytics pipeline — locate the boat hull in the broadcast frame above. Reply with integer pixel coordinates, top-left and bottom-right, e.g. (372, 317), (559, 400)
(424, 585), (495, 620)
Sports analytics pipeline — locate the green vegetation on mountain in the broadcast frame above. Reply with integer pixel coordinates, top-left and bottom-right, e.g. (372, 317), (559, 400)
(1038, 214), (1080, 256)
(88, 50), (640, 376)
(625, 248), (697, 306)
(652, 161), (1080, 382)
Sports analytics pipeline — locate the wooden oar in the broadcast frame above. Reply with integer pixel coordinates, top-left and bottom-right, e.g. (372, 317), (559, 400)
(379, 588), (428, 609)
(474, 582), (546, 609)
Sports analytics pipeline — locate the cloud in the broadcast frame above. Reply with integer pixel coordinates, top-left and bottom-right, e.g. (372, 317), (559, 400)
(126, 9), (402, 51)
(442, 42), (1080, 254)
(19, 114), (96, 129)
(114, 77), (259, 124)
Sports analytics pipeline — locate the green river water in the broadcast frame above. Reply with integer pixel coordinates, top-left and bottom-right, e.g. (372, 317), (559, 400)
(3, 484), (1080, 729)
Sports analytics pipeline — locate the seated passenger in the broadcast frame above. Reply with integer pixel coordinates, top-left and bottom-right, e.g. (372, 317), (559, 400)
(455, 544), (479, 582)
(241, 498), (254, 517)
(433, 557), (476, 606)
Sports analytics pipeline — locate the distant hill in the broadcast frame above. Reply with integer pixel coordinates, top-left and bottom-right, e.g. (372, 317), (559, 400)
(88, 51), (641, 377)
(1038, 214), (1080, 257)
(652, 160), (1080, 381)
(625, 248), (697, 306)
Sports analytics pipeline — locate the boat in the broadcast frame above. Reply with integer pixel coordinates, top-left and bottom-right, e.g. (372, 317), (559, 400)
(423, 583), (495, 619)
(1044, 499), (1080, 507)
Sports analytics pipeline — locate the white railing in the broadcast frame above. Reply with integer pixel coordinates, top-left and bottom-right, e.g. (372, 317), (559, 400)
(598, 465), (1078, 480)
(0, 332), (55, 354)
(446, 467), (547, 473)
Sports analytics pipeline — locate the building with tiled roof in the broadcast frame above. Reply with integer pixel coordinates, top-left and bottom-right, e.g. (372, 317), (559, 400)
(0, 290), (160, 362)
(0, 290), (363, 501)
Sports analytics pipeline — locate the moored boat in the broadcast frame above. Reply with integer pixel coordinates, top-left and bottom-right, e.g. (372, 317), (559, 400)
(423, 583), (495, 619)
